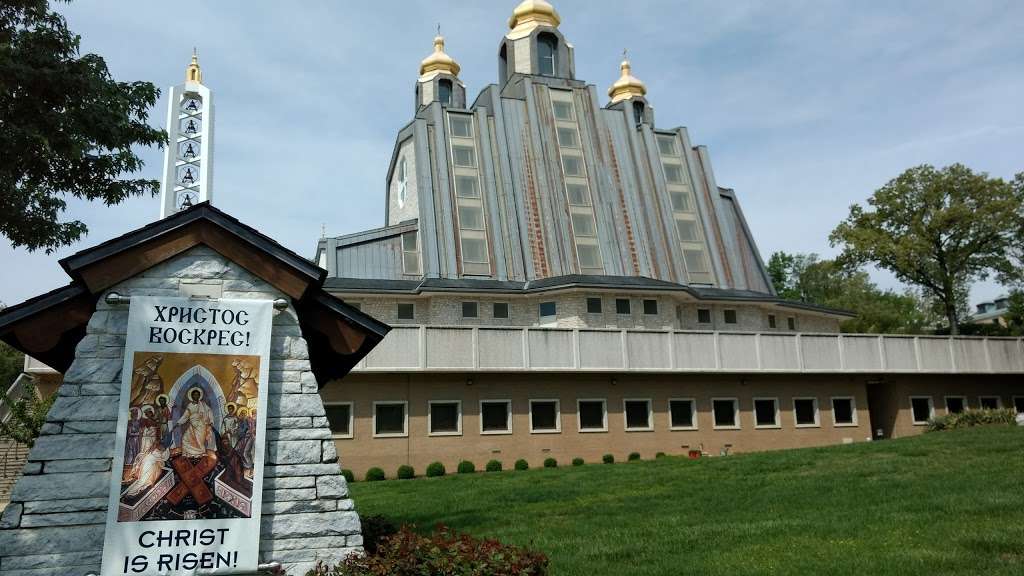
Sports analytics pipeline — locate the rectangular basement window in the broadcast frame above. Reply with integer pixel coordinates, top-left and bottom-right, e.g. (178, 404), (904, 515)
(768, 314), (777, 329)
(945, 396), (966, 415)
(1014, 396), (1024, 415)
(910, 396), (934, 425)
(428, 400), (462, 436)
(792, 398), (819, 428)
(396, 303), (415, 320)
(480, 400), (512, 434)
(577, 399), (607, 432)
(623, 399), (653, 431)
(831, 397), (857, 427)
(373, 401), (408, 438)
(643, 299), (658, 315)
(697, 309), (712, 324)
(324, 402), (353, 438)
(669, 398), (696, 430)
(712, 398), (739, 429)
(787, 317), (797, 330)
(979, 396), (1001, 410)
(586, 297), (602, 314)
(530, 399), (560, 433)
(723, 309), (738, 324)
(753, 398), (780, 429)
(539, 301), (556, 319)
(493, 302), (509, 319)
(461, 301), (478, 318)
(615, 298), (631, 315)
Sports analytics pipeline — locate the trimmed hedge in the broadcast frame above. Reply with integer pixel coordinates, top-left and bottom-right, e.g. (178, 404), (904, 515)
(397, 465), (415, 480)
(365, 467), (385, 482)
(341, 469), (354, 482)
(628, 452), (641, 461)
(572, 457), (584, 466)
(514, 459), (529, 471)
(655, 452), (667, 459)
(602, 454), (614, 464)
(927, 408), (1017, 432)
(426, 461), (446, 477)
(306, 525), (548, 575)
(457, 460), (476, 474)
(543, 457), (557, 468)
(486, 459), (503, 472)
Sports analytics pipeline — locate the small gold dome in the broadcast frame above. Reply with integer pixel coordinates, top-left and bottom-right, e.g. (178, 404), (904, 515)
(419, 35), (460, 78)
(608, 59), (647, 103)
(508, 0), (560, 32)
(185, 48), (202, 84)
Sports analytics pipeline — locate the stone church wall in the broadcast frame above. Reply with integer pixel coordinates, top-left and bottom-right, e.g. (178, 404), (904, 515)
(0, 247), (361, 576)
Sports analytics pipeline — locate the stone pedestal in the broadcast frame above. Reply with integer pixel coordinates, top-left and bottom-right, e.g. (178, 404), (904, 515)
(0, 247), (362, 576)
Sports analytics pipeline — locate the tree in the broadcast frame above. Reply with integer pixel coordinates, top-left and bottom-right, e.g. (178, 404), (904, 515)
(1, 0), (166, 253)
(0, 376), (54, 447)
(767, 251), (937, 334)
(830, 164), (1023, 335)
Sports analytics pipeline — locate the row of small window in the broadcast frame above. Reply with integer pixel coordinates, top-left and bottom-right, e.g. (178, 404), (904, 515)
(324, 396), (861, 438)
(910, 395), (1023, 425)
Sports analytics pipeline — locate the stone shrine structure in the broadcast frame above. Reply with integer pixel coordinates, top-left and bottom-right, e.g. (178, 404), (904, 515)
(0, 205), (390, 575)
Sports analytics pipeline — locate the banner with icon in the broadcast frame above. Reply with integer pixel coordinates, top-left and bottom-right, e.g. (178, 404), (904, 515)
(100, 296), (272, 575)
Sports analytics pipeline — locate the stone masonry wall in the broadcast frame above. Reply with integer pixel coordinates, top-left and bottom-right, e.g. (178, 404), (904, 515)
(0, 247), (361, 576)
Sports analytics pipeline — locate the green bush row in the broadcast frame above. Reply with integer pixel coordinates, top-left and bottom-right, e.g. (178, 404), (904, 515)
(926, 408), (1017, 432)
(358, 453), (663, 481)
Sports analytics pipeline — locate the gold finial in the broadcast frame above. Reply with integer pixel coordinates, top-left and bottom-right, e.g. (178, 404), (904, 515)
(608, 52), (647, 103)
(419, 30), (460, 78)
(508, 0), (560, 33)
(186, 47), (203, 84)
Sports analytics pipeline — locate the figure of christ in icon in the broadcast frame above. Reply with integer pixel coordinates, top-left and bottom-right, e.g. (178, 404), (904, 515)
(117, 351), (261, 522)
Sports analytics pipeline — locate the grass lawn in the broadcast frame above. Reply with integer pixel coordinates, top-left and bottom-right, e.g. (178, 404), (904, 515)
(349, 426), (1024, 575)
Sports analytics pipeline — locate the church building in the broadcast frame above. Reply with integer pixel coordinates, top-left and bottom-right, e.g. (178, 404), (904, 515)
(311, 1), (1023, 476)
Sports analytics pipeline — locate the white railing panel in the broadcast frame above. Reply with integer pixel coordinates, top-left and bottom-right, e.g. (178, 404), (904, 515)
(477, 329), (525, 369)
(579, 330), (626, 369)
(758, 334), (800, 370)
(987, 339), (1022, 372)
(363, 326), (420, 368)
(951, 338), (989, 373)
(719, 333), (759, 371)
(800, 336), (842, 371)
(843, 336), (883, 371)
(673, 333), (717, 370)
(882, 337), (918, 370)
(527, 330), (575, 369)
(626, 331), (671, 370)
(425, 328), (474, 369)
(23, 356), (57, 374)
(918, 337), (954, 372)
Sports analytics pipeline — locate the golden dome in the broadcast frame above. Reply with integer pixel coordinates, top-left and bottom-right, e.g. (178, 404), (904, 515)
(185, 48), (202, 84)
(508, 0), (561, 32)
(419, 35), (460, 78)
(608, 58), (647, 103)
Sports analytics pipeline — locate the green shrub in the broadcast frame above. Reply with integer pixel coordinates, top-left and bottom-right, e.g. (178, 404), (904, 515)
(365, 467), (385, 482)
(543, 457), (557, 468)
(486, 459), (503, 472)
(572, 457), (584, 466)
(306, 525), (548, 576)
(602, 454), (614, 464)
(341, 469), (355, 482)
(457, 460), (475, 474)
(655, 452), (667, 459)
(927, 408), (1016, 432)
(358, 515), (397, 555)
(628, 452), (641, 461)
(514, 459), (529, 471)
(426, 461), (446, 477)
(397, 465), (415, 480)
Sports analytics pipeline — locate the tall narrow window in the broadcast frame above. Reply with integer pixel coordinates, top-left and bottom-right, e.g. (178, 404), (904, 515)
(633, 101), (645, 124)
(402, 232), (420, 275)
(438, 79), (452, 106)
(537, 33), (557, 76)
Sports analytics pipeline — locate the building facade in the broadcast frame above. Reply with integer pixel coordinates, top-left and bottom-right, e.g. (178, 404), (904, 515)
(312, 1), (1023, 477)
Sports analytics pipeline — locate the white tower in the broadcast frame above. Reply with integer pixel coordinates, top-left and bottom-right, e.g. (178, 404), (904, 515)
(159, 49), (215, 218)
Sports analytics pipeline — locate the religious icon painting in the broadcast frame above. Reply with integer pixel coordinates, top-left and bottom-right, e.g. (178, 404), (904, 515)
(117, 351), (261, 522)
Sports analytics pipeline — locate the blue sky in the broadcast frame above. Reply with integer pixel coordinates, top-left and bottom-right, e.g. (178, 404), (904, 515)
(2, 0), (1022, 308)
